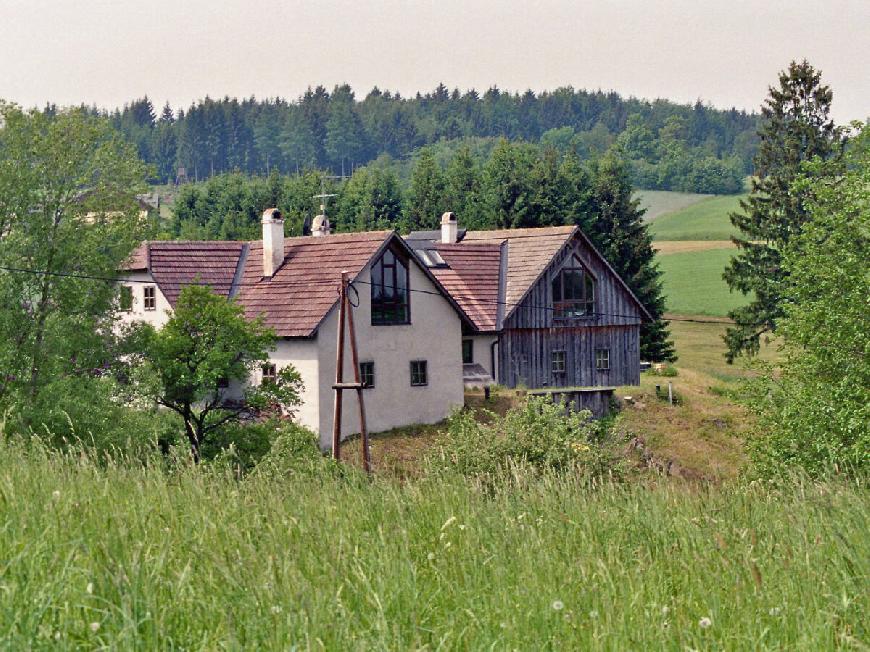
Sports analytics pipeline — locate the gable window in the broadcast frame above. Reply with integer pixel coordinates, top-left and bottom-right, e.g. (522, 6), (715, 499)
(261, 363), (277, 384)
(595, 349), (610, 371)
(360, 361), (375, 389)
(551, 350), (566, 374)
(410, 360), (428, 386)
(371, 249), (409, 325)
(143, 285), (157, 311)
(462, 339), (473, 364)
(119, 285), (133, 311)
(551, 257), (595, 319)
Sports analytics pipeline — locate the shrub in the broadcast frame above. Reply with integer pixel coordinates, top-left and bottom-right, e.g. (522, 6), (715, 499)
(252, 421), (342, 479)
(427, 396), (620, 483)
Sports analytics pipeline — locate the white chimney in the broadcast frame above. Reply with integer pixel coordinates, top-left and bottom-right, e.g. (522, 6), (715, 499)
(311, 210), (331, 237)
(262, 208), (284, 278)
(441, 211), (458, 244)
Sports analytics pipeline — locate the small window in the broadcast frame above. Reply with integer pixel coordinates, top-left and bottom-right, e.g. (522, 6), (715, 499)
(119, 285), (133, 311)
(462, 339), (473, 364)
(261, 363), (277, 384)
(360, 361), (375, 388)
(143, 286), (156, 311)
(595, 349), (610, 371)
(552, 256), (595, 319)
(410, 360), (428, 386)
(551, 350), (566, 374)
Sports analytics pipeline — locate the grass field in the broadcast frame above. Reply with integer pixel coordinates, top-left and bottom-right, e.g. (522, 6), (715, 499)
(657, 247), (748, 317)
(1, 437), (866, 650)
(634, 190), (712, 221)
(649, 194), (747, 241)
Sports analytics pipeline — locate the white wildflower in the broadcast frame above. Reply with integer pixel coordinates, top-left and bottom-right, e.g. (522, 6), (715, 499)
(699, 616), (712, 629)
(589, 610), (599, 619)
(52, 490), (61, 500)
(86, 582), (93, 595)
(89, 622), (100, 633)
(661, 605), (669, 616)
(769, 607), (781, 616)
(54, 632), (61, 641)
(551, 600), (564, 611)
(427, 552), (435, 561)
(458, 524), (466, 531)
(271, 605), (282, 615)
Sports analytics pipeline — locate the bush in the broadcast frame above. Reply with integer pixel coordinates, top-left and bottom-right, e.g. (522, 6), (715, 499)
(252, 421), (342, 479)
(426, 397), (621, 483)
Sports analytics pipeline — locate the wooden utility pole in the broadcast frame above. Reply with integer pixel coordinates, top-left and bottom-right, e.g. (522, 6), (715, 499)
(331, 271), (371, 472)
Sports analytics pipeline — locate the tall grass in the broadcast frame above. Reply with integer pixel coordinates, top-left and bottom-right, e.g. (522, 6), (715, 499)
(0, 436), (866, 650)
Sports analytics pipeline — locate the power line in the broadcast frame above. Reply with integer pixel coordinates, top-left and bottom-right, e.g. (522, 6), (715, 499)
(0, 264), (734, 325)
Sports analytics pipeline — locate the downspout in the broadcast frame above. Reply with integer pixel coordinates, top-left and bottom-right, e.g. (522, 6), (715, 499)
(490, 338), (498, 384)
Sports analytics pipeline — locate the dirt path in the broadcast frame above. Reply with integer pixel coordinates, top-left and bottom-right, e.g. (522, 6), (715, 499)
(654, 240), (735, 255)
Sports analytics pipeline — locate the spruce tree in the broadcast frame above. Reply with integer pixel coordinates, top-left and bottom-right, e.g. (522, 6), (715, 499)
(587, 152), (676, 362)
(722, 60), (842, 362)
(406, 148), (446, 230)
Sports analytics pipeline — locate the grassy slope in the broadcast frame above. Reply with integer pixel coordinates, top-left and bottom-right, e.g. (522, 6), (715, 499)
(657, 248), (748, 317)
(634, 189), (712, 221)
(650, 194), (746, 241)
(1, 439), (866, 649)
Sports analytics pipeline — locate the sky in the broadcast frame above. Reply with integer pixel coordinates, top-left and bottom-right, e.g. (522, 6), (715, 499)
(1, 0), (867, 123)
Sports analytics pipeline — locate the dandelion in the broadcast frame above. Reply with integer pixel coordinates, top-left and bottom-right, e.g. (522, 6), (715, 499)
(699, 616), (712, 629)
(86, 582), (93, 595)
(89, 622), (100, 633)
(551, 600), (564, 611)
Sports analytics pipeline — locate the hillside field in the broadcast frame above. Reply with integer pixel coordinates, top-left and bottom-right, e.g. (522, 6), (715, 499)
(656, 246), (748, 317)
(634, 190), (712, 221)
(649, 194), (746, 241)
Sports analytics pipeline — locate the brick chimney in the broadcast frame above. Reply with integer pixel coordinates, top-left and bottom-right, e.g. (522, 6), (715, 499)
(262, 208), (284, 277)
(441, 211), (458, 244)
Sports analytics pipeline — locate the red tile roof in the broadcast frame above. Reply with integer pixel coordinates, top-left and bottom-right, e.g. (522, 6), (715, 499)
(428, 243), (502, 332)
(235, 231), (392, 337)
(149, 241), (245, 304)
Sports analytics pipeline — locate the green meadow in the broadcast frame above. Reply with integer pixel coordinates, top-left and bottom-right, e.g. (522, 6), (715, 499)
(0, 438), (866, 650)
(657, 247), (748, 317)
(649, 194), (747, 241)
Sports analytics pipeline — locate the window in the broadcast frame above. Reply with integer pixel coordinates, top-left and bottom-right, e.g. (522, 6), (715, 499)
(217, 377), (229, 389)
(596, 349), (610, 371)
(418, 249), (447, 268)
(261, 363), (277, 384)
(360, 361), (375, 388)
(143, 285), (156, 311)
(462, 339), (473, 364)
(551, 257), (595, 319)
(119, 285), (133, 311)
(371, 249), (410, 325)
(551, 350), (566, 374)
(410, 360), (428, 386)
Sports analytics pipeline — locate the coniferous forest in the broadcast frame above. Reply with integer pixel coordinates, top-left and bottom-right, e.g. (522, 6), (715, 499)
(90, 84), (757, 194)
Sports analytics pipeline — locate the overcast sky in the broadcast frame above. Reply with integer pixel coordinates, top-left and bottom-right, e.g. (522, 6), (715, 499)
(1, 0), (867, 122)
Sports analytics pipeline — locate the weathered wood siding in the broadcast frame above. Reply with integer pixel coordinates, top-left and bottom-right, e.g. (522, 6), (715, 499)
(498, 235), (643, 389)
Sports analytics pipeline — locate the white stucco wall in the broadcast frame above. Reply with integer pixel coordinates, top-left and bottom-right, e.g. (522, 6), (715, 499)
(467, 334), (499, 379)
(261, 338), (320, 434)
(115, 272), (172, 330)
(315, 257), (465, 448)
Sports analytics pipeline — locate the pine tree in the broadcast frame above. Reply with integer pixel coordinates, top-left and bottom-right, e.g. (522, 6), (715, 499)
(325, 85), (366, 175)
(722, 60), (842, 362)
(444, 145), (485, 228)
(406, 148), (446, 229)
(587, 152), (676, 362)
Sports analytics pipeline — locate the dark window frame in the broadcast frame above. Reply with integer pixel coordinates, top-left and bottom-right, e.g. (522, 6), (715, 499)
(410, 360), (428, 386)
(119, 285), (133, 312)
(551, 350), (566, 374)
(462, 339), (473, 364)
(143, 285), (157, 311)
(595, 349), (610, 371)
(371, 247), (411, 326)
(261, 363), (277, 384)
(551, 256), (595, 320)
(360, 361), (375, 389)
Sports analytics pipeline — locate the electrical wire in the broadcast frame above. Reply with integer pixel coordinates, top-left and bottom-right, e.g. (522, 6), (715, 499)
(0, 264), (734, 325)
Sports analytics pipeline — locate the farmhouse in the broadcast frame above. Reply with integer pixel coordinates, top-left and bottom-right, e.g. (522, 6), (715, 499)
(406, 213), (651, 413)
(118, 210), (473, 448)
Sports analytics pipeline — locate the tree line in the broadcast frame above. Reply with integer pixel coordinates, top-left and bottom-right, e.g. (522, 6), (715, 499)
(83, 84), (757, 194)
